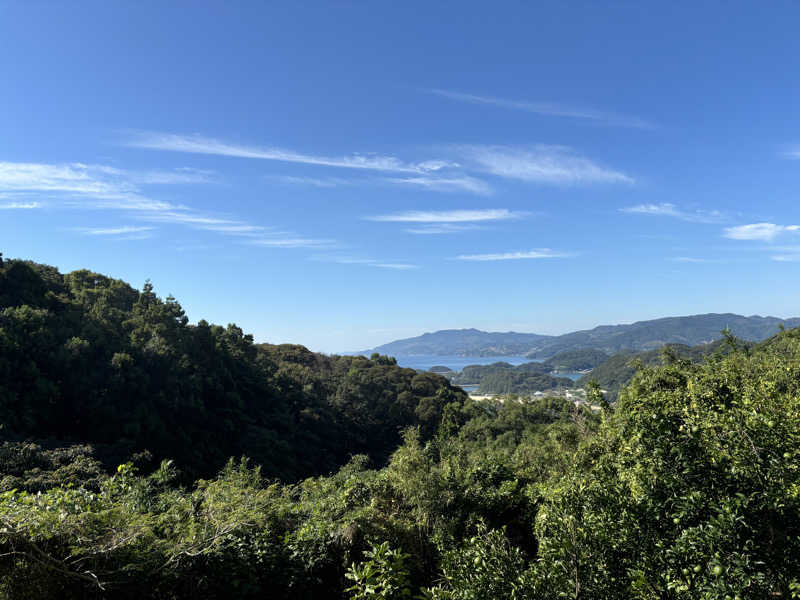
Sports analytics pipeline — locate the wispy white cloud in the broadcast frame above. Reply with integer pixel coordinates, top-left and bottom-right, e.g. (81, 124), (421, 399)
(384, 175), (492, 195)
(456, 145), (633, 185)
(405, 223), (481, 235)
(781, 145), (800, 159)
(143, 213), (334, 248)
(427, 89), (655, 129)
(372, 262), (419, 270)
(621, 203), (726, 224)
(127, 132), (629, 191)
(138, 210), (268, 235)
(0, 161), (175, 211)
(723, 222), (800, 242)
(268, 173), (492, 195)
(0, 161), (128, 196)
(126, 132), (451, 174)
(772, 254), (800, 262)
(49, 164), (215, 186)
(669, 256), (722, 263)
(369, 208), (525, 235)
(367, 208), (525, 223)
(266, 175), (351, 188)
(115, 233), (154, 241)
(455, 248), (573, 261)
(0, 201), (41, 209)
(135, 168), (215, 185)
(311, 255), (418, 269)
(0, 160), (335, 250)
(78, 225), (155, 236)
(248, 237), (338, 249)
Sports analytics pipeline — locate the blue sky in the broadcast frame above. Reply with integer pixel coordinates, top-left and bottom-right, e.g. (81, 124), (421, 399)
(2, 1), (800, 352)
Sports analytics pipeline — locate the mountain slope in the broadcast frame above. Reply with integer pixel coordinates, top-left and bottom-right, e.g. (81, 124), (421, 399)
(368, 314), (800, 358)
(575, 338), (754, 400)
(367, 328), (554, 356)
(526, 313), (800, 357)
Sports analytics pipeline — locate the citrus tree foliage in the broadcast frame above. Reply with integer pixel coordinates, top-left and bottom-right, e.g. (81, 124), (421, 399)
(422, 523), (535, 600)
(345, 542), (412, 600)
(534, 332), (800, 598)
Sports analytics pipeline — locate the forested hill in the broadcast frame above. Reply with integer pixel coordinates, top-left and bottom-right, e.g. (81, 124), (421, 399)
(526, 313), (800, 357)
(576, 338), (752, 401)
(0, 255), (466, 480)
(449, 361), (575, 394)
(369, 313), (800, 357)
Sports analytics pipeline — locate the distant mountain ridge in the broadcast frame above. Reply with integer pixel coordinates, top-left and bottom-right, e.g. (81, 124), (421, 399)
(367, 313), (800, 358)
(366, 328), (554, 357)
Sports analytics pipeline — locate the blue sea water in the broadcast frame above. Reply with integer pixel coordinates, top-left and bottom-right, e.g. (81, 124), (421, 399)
(385, 355), (585, 382)
(352, 354), (586, 382)
(390, 354), (537, 372)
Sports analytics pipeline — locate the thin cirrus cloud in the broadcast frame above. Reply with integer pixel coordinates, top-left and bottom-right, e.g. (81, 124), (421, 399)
(426, 89), (656, 129)
(126, 131), (454, 174)
(0, 161), (176, 211)
(455, 249), (573, 261)
(367, 208), (527, 235)
(139, 210), (268, 235)
(366, 208), (525, 223)
(780, 145), (800, 159)
(0, 160), (335, 249)
(455, 145), (634, 185)
(267, 175), (351, 188)
(670, 256), (723, 264)
(0, 201), (41, 209)
(723, 222), (800, 242)
(772, 254), (800, 262)
(311, 255), (419, 270)
(143, 212), (337, 248)
(267, 174), (492, 195)
(248, 237), (339, 249)
(78, 225), (155, 236)
(405, 224), (481, 235)
(620, 203), (727, 224)
(384, 175), (492, 195)
(134, 167), (215, 185)
(127, 132), (632, 190)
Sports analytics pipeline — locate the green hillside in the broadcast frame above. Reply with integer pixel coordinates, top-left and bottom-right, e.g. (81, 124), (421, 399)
(543, 348), (610, 371)
(2, 254), (799, 599)
(577, 338), (753, 400)
(450, 361), (573, 394)
(0, 257), (465, 481)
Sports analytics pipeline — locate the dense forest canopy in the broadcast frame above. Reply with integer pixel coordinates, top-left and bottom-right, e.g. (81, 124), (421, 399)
(449, 361), (574, 395)
(542, 348), (609, 371)
(0, 256), (465, 481)
(1, 254), (799, 599)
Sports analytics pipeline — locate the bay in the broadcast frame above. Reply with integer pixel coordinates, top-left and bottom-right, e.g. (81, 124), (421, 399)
(390, 354), (537, 372)
(355, 354), (586, 383)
